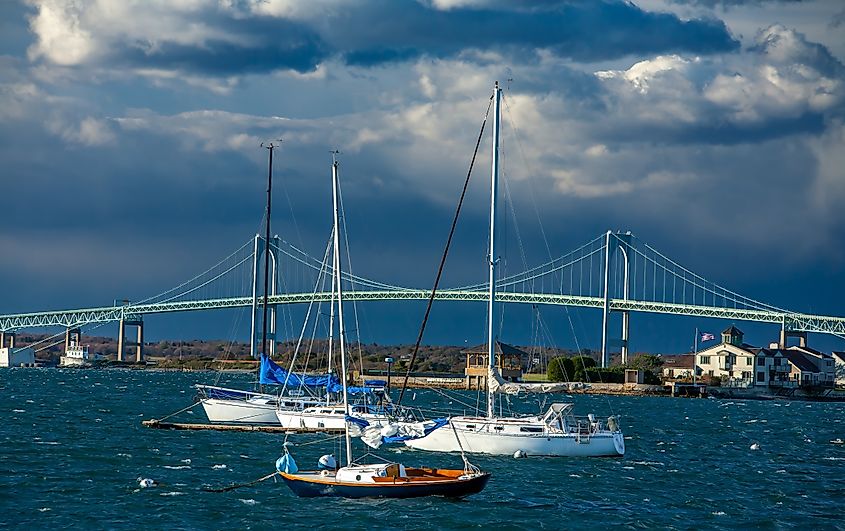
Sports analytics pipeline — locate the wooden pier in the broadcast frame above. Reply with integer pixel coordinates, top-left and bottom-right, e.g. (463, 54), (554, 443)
(141, 420), (344, 433)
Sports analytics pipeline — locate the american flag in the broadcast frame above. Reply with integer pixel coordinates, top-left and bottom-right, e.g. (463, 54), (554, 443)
(700, 332), (716, 342)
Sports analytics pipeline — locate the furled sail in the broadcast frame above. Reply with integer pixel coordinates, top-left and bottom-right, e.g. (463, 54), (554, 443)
(488, 367), (589, 395)
(346, 416), (449, 449)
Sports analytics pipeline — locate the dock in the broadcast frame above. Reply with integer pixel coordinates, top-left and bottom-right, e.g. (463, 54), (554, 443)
(141, 420), (344, 433)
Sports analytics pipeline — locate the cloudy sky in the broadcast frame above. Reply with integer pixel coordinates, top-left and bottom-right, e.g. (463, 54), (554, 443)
(1, 0), (843, 354)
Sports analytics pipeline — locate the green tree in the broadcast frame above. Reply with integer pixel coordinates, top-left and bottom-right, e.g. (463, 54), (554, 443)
(547, 356), (575, 382)
(629, 353), (663, 371)
(572, 356), (597, 382)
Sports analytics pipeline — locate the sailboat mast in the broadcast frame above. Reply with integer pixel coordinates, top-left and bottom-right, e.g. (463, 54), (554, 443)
(261, 143), (276, 360)
(486, 81), (501, 419)
(331, 154), (353, 466)
(326, 251), (336, 405)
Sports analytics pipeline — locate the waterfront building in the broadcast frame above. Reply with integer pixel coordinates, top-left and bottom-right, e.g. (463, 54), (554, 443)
(464, 341), (526, 390)
(662, 354), (694, 379)
(754, 346), (792, 387)
(693, 326), (837, 390)
(694, 326), (758, 387)
(786, 345), (836, 387)
(0, 346), (35, 367)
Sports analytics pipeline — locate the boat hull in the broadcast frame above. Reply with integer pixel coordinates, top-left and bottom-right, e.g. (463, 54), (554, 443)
(405, 418), (625, 457)
(199, 396), (281, 425)
(279, 471), (490, 499)
(275, 409), (390, 430)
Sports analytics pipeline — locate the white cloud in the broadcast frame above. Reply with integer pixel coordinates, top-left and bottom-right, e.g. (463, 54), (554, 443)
(46, 115), (116, 146)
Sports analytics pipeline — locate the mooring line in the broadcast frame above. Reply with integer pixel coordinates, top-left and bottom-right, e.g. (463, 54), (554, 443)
(151, 401), (201, 423)
(201, 471), (277, 493)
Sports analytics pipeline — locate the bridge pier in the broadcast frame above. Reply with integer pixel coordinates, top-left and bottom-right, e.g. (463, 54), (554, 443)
(780, 329), (808, 348)
(250, 234), (281, 359)
(601, 231), (632, 368)
(1, 331), (15, 349)
(65, 328), (81, 352)
(117, 318), (143, 362)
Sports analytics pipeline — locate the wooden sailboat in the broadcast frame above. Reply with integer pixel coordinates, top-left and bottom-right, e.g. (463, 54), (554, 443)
(404, 82), (625, 457)
(277, 155), (491, 499)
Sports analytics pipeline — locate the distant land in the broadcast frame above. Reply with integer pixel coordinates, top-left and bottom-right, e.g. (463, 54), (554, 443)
(19, 333), (649, 373)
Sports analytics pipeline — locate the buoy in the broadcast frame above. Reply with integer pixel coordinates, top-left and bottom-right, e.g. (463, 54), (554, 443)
(138, 478), (157, 488)
(750, 443), (760, 451)
(513, 450), (527, 459)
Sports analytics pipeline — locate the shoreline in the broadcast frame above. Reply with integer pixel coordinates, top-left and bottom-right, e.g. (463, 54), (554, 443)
(15, 363), (845, 401)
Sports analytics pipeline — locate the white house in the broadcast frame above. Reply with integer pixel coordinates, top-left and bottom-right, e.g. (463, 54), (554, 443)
(787, 346), (836, 388)
(695, 326), (757, 387)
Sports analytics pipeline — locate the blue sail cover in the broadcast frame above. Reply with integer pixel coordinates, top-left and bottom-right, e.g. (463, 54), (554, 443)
(259, 354), (372, 394)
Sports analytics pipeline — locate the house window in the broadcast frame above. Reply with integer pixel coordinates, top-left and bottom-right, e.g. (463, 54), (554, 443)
(757, 357), (765, 366)
(745, 358), (752, 366)
(701, 356), (711, 364)
(774, 358), (781, 366)
(742, 371), (752, 379)
(757, 372), (765, 381)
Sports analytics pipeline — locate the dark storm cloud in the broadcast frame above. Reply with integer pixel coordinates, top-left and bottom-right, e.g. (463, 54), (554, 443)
(338, 1), (738, 66)
(669, 0), (805, 5)
(24, 0), (738, 76)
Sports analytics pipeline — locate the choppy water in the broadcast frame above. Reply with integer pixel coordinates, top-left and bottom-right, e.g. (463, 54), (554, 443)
(2, 368), (845, 529)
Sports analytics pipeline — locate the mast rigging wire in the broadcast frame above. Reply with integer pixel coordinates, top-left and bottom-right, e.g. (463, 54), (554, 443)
(396, 95), (494, 406)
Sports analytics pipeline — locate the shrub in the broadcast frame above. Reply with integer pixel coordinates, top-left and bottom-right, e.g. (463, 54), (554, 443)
(547, 356), (575, 382)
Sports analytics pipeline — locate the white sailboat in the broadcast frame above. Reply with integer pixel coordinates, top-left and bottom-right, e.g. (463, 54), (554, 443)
(278, 155), (490, 499)
(196, 143), (325, 425)
(405, 82), (625, 457)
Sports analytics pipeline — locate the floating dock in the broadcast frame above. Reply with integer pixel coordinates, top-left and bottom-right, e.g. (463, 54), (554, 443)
(141, 420), (344, 433)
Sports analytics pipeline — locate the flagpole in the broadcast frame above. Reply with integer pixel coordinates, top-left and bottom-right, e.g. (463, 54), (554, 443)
(693, 327), (698, 387)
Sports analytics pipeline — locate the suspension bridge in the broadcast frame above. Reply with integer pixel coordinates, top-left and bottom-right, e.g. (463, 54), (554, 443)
(1, 230), (843, 367)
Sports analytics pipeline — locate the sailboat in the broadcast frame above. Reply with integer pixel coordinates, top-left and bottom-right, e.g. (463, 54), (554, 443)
(405, 82), (625, 457)
(196, 143), (325, 425)
(277, 156), (491, 499)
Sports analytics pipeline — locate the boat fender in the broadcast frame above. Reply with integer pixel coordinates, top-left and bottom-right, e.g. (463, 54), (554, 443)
(320, 470), (331, 477)
(513, 450), (527, 459)
(318, 454), (338, 470)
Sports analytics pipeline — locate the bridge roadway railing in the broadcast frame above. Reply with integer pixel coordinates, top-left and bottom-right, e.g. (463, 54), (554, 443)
(1, 290), (844, 338)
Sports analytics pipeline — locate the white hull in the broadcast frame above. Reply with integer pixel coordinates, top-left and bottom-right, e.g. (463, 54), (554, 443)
(276, 407), (391, 430)
(405, 416), (625, 457)
(200, 397), (281, 425)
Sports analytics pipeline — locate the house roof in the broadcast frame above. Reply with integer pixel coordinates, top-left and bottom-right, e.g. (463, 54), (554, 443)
(789, 345), (831, 358)
(783, 350), (820, 373)
(462, 341), (528, 357)
(663, 354), (694, 368)
(698, 342), (757, 356)
(832, 351), (845, 363)
(722, 325), (744, 336)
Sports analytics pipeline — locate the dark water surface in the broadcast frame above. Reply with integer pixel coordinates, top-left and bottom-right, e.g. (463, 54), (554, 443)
(2, 368), (845, 530)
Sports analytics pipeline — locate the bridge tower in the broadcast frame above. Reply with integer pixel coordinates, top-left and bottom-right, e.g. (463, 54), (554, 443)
(600, 231), (633, 368)
(0, 331), (15, 349)
(117, 318), (143, 362)
(249, 234), (282, 359)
